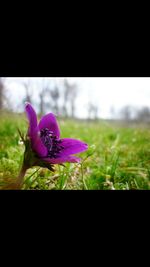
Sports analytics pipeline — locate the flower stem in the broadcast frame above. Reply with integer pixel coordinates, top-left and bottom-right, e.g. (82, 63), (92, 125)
(16, 164), (28, 189)
(2, 163), (28, 190)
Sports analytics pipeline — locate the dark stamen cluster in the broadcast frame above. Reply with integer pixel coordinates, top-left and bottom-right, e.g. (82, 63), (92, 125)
(40, 128), (64, 158)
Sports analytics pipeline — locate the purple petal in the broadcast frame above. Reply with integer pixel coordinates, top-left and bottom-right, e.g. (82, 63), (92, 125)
(43, 155), (81, 164)
(59, 138), (88, 157)
(38, 113), (60, 138)
(30, 127), (48, 157)
(25, 102), (38, 137)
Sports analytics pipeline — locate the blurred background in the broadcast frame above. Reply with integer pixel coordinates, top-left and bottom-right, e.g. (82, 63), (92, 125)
(1, 77), (150, 124)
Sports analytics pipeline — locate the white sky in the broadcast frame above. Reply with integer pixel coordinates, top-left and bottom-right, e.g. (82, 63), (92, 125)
(5, 77), (150, 119)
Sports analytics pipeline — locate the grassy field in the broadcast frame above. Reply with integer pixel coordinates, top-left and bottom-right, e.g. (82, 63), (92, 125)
(0, 113), (150, 190)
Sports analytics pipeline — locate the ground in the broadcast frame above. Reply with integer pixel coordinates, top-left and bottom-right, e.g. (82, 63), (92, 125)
(0, 113), (150, 190)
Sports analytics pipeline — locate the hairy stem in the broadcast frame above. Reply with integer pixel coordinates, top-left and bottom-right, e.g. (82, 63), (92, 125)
(2, 163), (28, 190)
(15, 164), (28, 189)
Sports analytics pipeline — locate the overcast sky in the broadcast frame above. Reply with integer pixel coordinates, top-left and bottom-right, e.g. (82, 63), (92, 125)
(5, 77), (150, 119)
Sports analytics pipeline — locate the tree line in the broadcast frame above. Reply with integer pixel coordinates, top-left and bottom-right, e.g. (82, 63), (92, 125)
(1, 77), (150, 123)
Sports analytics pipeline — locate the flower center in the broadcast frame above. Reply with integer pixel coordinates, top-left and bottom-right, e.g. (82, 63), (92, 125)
(40, 128), (64, 158)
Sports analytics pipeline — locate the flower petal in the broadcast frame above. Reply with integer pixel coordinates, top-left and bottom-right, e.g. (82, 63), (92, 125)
(38, 113), (60, 138)
(59, 138), (88, 156)
(25, 102), (38, 137)
(43, 155), (81, 164)
(30, 127), (48, 157)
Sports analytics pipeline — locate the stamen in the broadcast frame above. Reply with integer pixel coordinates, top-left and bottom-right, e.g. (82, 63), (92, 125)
(40, 128), (64, 158)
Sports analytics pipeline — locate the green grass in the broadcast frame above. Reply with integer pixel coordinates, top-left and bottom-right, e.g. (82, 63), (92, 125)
(0, 113), (150, 190)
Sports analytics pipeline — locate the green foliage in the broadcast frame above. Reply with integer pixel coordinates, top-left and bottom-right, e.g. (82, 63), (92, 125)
(0, 114), (150, 190)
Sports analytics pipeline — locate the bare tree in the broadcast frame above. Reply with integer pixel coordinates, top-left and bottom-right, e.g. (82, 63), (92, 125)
(136, 106), (150, 123)
(39, 89), (45, 115)
(0, 78), (10, 111)
(69, 83), (77, 118)
(39, 78), (61, 115)
(49, 85), (60, 114)
(22, 80), (33, 104)
(0, 78), (4, 110)
(94, 106), (99, 120)
(120, 105), (133, 122)
(87, 102), (99, 120)
(62, 79), (78, 118)
(37, 78), (52, 115)
(62, 79), (70, 117)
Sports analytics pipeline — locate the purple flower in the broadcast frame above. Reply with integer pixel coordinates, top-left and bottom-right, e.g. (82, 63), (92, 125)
(25, 102), (88, 165)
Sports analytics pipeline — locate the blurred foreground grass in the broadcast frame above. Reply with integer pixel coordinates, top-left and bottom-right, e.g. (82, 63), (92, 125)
(0, 113), (150, 190)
